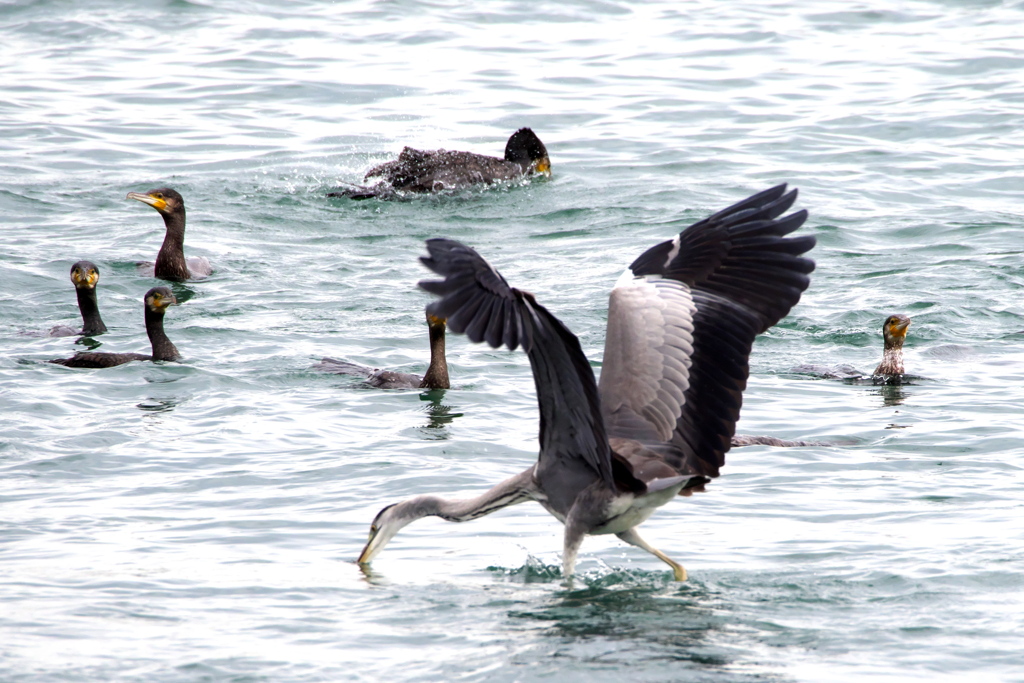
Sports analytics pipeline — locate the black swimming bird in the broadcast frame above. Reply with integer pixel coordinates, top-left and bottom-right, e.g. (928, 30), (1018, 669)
(872, 313), (911, 379)
(127, 187), (212, 281)
(315, 313), (450, 389)
(330, 128), (550, 199)
(50, 287), (179, 368)
(358, 185), (816, 580)
(49, 260), (108, 337)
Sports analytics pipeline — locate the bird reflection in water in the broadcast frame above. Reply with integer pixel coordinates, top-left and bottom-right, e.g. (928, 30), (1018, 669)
(507, 580), (738, 671)
(875, 383), (907, 407)
(75, 335), (104, 351)
(136, 397), (181, 414)
(418, 390), (463, 437)
(357, 561), (386, 585)
(166, 283), (196, 305)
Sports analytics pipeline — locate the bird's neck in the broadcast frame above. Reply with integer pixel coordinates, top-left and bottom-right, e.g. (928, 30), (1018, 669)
(145, 307), (180, 362)
(874, 346), (904, 376)
(419, 324), (450, 389)
(75, 287), (107, 335)
(401, 469), (536, 523)
(883, 334), (905, 352)
(155, 210), (190, 281)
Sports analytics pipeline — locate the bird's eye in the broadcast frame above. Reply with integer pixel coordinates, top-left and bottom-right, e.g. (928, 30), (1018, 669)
(370, 525), (378, 534)
(154, 193), (163, 199)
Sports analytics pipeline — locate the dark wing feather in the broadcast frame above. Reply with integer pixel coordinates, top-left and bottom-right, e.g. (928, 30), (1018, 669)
(601, 184), (816, 478)
(419, 239), (616, 505)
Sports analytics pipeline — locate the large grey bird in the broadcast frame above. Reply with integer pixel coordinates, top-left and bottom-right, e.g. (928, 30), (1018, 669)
(358, 184), (816, 580)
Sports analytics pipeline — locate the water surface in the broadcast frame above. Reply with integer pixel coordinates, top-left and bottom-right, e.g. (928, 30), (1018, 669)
(2, 1), (1023, 680)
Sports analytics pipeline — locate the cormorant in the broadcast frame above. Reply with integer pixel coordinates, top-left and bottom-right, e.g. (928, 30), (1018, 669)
(330, 128), (550, 198)
(315, 314), (449, 389)
(358, 185), (816, 580)
(873, 314), (911, 380)
(790, 313), (912, 382)
(49, 260), (108, 337)
(50, 287), (180, 368)
(127, 187), (212, 281)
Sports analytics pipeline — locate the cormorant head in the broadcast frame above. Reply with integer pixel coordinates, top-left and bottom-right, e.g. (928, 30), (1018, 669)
(127, 187), (185, 217)
(504, 128), (551, 176)
(426, 313), (447, 330)
(144, 286), (177, 313)
(882, 314), (911, 347)
(70, 260), (100, 290)
(358, 503), (406, 565)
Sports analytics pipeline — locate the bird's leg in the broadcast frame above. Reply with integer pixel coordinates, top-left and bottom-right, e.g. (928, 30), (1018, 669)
(616, 528), (687, 581)
(562, 519), (587, 580)
(561, 484), (613, 579)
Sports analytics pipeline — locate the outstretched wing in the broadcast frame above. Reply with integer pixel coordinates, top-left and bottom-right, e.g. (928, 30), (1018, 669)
(599, 184), (816, 478)
(418, 239), (616, 507)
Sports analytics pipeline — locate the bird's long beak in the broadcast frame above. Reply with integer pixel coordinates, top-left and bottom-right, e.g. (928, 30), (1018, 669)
(358, 518), (403, 565)
(357, 545), (372, 565)
(148, 293), (178, 311)
(358, 532), (380, 565)
(127, 191), (167, 212)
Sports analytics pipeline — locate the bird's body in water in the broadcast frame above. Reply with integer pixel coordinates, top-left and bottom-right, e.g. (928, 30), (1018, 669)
(128, 187), (212, 281)
(50, 287), (179, 368)
(730, 434), (824, 447)
(790, 314), (912, 384)
(358, 185), (816, 581)
(315, 314), (450, 389)
(48, 261), (108, 337)
(329, 128), (550, 199)
(873, 314), (911, 382)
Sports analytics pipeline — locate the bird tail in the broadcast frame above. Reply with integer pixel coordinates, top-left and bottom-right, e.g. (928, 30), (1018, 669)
(645, 474), (709, 495)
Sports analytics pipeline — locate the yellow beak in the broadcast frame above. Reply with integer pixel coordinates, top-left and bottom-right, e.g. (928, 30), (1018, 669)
(127, 191), (168, 212)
